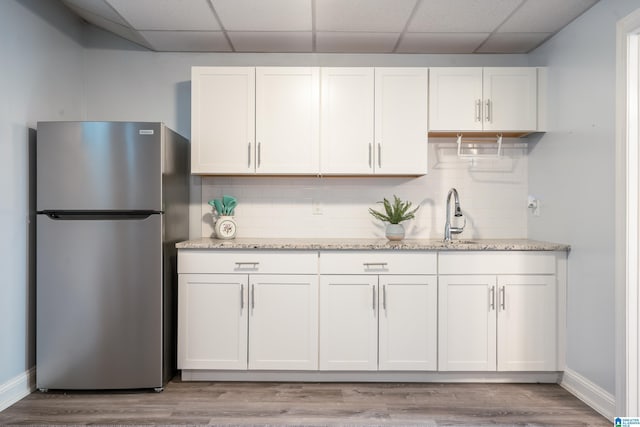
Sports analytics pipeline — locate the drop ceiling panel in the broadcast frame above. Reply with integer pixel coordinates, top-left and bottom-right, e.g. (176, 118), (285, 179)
(477, 32), (552, 53)
(498, 0), (599, 33)
(140, 31), (231, 51)
(315, 0), (417, 32)
(63, 0), (128, 26)
(228, 32), (312, 52)
(316, 32), (400, 53)
(107, 0), (221, 31)
(211, 0), (311, 31)
(408, 0), (523, 33)
(397, 33), (489, 54)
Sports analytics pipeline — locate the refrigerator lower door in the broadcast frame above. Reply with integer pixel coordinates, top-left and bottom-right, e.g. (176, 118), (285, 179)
(36, 213), (163, 390)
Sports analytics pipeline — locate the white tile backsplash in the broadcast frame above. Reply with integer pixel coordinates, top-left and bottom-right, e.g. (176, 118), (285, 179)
(200, 139), (529, 239)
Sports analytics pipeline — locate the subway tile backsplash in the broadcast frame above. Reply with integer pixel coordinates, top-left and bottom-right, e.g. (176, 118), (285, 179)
(200, 139), (528, 239)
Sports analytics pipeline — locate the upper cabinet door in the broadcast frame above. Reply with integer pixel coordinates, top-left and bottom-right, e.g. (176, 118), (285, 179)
(256, 67), (320, 174)
(483, 68), (537, 132)
(320, 68), (374, 175)
(429, 68), (483, 132)
(191, 67), (255, 174)
(374, 68), (428, 175)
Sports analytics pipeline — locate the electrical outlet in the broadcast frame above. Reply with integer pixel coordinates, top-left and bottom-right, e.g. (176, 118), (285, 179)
(528, 195), (541, 217)
(312, 200), (323, 215)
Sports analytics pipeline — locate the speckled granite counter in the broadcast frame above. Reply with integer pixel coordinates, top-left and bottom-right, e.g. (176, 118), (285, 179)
(176, 237), (570, 251)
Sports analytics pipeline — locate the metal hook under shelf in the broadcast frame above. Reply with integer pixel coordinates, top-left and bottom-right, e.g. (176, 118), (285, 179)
(456, 133), (503, 159)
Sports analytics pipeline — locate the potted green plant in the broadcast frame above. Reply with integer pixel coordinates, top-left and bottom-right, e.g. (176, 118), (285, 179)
(368, 195), (419, 241)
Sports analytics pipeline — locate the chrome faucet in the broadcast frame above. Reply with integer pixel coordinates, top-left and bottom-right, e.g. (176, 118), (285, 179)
(444, 188), (466, 242)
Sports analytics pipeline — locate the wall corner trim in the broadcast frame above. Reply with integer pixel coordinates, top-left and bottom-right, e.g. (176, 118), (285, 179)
(561, 368), (615, 420)
(0, 367), (36, 412)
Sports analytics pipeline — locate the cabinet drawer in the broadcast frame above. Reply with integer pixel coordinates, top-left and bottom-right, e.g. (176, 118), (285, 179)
(439, 251), (556, 275)
(178, 250), (318, 274)
(319, 251), (437, 275)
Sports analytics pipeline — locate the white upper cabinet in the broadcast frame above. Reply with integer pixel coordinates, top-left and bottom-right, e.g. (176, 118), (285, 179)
(255, 67), (320, 174)
(320, 67), (375, 175)
(191, 67), (255, 174)
(320, 67), (428, 175)
(374, 68), (428, 175)
(429, 67), (538, 133)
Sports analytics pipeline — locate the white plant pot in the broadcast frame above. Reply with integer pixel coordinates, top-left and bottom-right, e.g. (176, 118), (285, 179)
(215, 216), (237, 240)
(385, 223), (405, 241)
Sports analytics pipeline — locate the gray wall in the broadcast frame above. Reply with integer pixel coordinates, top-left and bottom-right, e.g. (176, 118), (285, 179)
(528, 0), (640, 395)
(0, 0), (84, 385)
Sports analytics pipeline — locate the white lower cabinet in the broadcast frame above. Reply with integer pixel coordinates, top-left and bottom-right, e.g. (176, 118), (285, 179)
(438, 252), (558, 372)
(177, 250), (318, 371)
(319, 251), (438, 371)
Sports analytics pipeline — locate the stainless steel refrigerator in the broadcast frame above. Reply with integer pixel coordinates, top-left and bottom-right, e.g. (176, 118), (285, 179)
(36, 121), (189, 391)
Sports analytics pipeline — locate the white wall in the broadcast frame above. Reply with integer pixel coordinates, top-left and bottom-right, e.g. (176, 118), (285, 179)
(0, 0), (83, 386)
(528, 0), (640, 396)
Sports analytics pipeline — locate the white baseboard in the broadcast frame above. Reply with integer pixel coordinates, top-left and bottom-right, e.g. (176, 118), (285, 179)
(0, 367), (36, 412)
(561, 368), (615, 420)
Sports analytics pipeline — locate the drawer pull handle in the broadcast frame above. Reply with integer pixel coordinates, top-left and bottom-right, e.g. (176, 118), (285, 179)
(372, 285), (376, 311)
(500, 286), (506, 310)
(363, 262), (388, 268)
(251, 284), (255, 310)
(489, 285), (495, 311)
(235, 262), (260, 268)
(240, 284), (244, 309)
(383, 284), (387, 310)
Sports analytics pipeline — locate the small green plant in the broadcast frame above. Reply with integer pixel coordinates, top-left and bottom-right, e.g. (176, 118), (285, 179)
(368, 195), (419, 224)
(208, 195), (237, 216)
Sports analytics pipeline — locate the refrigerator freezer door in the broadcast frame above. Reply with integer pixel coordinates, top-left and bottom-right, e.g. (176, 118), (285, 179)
(37, 122), (163, 211)
(36, 214), (163, 390)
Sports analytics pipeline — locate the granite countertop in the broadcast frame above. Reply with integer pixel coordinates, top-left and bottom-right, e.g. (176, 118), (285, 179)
(176, 237), (570, 252)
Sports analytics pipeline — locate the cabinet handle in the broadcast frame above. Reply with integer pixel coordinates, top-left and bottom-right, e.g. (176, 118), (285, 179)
(363, 262), (388, 269)
(500, 286), (506, 310)
(485, 99), (491, 122)
(377, 143), (382, 168)
(372, 285), (376, 311)
(240, 284), (244, 309)
(368, 143), (372, 167)
(489, 285), (495, 311)
(257, 142), (262, 168)
(235, 262), (260, 268)
(383, 284), (387, 311)
(247, 142), (252, 168)
(475, 99), (482, 122)
(251, 284), (255, 310)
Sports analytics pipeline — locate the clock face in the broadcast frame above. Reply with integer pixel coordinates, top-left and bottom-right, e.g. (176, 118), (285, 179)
(217, 218), (237, 239)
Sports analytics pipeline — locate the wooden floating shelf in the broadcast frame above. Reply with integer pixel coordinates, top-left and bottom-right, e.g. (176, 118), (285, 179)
(428, 131), (532, 138)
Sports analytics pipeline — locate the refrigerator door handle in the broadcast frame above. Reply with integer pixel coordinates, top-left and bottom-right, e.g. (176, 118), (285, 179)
(41, 211), (158, 220)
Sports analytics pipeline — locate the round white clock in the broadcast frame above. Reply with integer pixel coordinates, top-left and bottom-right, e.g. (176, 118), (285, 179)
(215, 216), (237, 240)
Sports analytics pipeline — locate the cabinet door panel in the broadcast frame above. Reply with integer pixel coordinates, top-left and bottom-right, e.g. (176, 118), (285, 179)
(374, 68), (428, 175)
(256, 67), (320, 174)
(248, 275), (319, 370)
(379, 275), (437, 371)
(483, 68), (537, 131)
(497, 275), (557, 371)
(191, 67), (255, 174)
(320, 68), (374, 174)
(438, 275), (497, 371)
(178, 274), (248, 369)
(320, 275), (378, 370)
(428, 68), (482, 131)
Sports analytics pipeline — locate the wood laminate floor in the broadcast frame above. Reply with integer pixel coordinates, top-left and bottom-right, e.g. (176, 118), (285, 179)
(0, 378), (609, 426)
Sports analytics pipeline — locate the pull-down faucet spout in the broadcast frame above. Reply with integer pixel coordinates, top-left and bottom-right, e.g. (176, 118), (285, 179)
(444, 188), (466, 242)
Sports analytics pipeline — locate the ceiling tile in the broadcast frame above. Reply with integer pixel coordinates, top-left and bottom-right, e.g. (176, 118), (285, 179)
(316, 32), (399, 53)
(211, 0), (311, 31)
(63, 0), (128, 26)
(139, 31), (231, 51)
(315, 0), (417, 32)
(476, 32), (551, 53)
(408, 0), (523, 33)
(498, 0), (598, 33)
(67, 6), (153, 49)
(397, 33), (489, 54)
(228, 32), (312, 52)
(106, 0), (221, 31)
